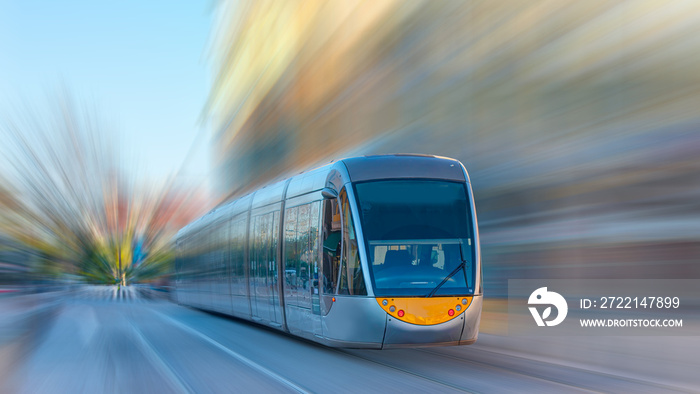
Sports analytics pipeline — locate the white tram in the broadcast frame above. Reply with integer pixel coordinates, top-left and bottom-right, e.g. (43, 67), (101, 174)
(174, 154), (482, 348)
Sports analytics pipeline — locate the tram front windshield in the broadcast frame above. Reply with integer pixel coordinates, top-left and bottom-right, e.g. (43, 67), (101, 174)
(354, 180), (474, 297)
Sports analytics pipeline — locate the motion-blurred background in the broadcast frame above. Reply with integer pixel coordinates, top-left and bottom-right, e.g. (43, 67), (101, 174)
(2, 0), (698, 296)
(206, 0), (700, 296)
(1, 0), (699, 391)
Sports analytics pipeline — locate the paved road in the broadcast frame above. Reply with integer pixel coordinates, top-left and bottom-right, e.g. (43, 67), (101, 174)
(1, 286), (696, 393)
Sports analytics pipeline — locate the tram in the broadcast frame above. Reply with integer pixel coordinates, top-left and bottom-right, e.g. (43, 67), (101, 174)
(174, 154), (482, 348)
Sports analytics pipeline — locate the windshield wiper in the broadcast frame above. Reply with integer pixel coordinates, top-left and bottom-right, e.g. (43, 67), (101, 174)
(426, 242), (469, 298)
(426, 261), (466, 298)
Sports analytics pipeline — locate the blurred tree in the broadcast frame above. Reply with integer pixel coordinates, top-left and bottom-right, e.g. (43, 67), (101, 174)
(0, 93), (208, 286)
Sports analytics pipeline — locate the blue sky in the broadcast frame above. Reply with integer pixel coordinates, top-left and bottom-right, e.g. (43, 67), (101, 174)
(0, 0), (213, 183)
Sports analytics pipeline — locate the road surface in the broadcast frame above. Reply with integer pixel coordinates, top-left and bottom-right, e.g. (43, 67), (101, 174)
(0, 286), (696, 393)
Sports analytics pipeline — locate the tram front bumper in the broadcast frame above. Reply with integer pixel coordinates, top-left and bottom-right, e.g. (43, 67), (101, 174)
(382, 314), (464, 348)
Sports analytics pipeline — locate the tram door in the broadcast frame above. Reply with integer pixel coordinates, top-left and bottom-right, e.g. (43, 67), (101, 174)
(283, 200), (323, 338)
(249, 211), (283, 326)
(320, 197), (341, 316)
(308, 201), (322, 337)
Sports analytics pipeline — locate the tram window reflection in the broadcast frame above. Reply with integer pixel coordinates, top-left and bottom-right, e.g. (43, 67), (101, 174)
(321, 197), (341, 294)
(338, 189), (367, 296)
(355, 180), (474, 296)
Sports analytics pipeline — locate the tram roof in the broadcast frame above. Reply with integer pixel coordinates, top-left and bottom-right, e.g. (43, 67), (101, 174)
(177, 154), (468, 239)
(341, 154), (466, 183)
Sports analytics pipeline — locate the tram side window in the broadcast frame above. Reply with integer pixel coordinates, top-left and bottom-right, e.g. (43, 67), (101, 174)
(308, 202), (320, 291)
(175, 241), (182, 281)
(271, 211), (280, 289)
(285, 206), (300, 290)
(214, 222), (228, 284)
(207, 227), (217, 289)
(251, 214), (268, 288)
(296, 204), (310, 291)
(251, 211), (279, 291)
(191, 235), (202, 288)
(284, 202), (320, 293)
(182, 239), (189, 283)
(338, 189), (367, 296)
(229, 218), (246, 296)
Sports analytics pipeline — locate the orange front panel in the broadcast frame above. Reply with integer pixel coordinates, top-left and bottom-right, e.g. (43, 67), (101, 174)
(376, 296), (473, 325)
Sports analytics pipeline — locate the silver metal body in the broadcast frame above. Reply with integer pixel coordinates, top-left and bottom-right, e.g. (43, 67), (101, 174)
(174, 154), (482, 348)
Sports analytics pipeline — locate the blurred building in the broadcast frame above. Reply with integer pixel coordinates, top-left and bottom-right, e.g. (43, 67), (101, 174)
(207, 1), (700, 293)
